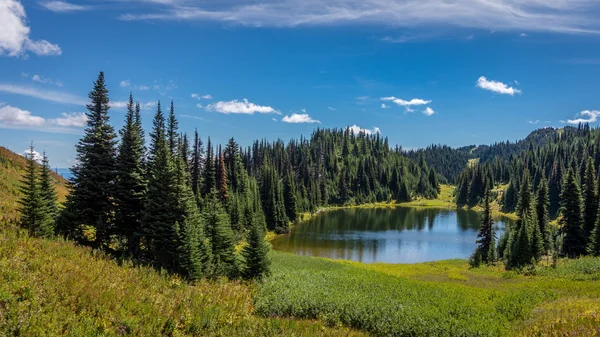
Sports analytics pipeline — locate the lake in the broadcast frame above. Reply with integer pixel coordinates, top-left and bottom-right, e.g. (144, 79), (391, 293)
(271, 207), (513, 264)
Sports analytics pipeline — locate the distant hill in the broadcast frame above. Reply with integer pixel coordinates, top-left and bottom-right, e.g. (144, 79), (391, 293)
(407, 127), (568, 183)
(0, 146), (69, 222)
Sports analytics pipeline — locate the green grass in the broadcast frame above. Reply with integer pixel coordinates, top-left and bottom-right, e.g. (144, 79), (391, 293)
(0, 225), (365, 337)
(255, 252), (600, 337)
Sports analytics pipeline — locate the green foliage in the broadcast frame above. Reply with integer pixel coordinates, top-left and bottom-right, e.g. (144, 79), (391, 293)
(18, 145), (54, 237)
(202, 196), (239, 279)
(67, 71), (118, 248)
(114, 95), (147, 255)
(560, 168), (586, 257)
(473, 188), (495, 264)
(241, 214), (271, 280)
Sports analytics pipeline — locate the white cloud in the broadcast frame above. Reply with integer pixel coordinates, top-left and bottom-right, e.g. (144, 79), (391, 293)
(0, 104), (45, 127)
(206, 98), (279, 115)
(110, 100), (156, 110)
(328, 107), (336, 111)
(196, 103), (204, 108)
(0, 84), (86, 105)
(347, 124), (381, 135)
(41, 1), (88, 12)
(528, 120), (540, 124)
(137, 85), (149, 90)
(180, 114), (204, 120)
(0, 0), (61, 57)
(0, 103), (86, 133)
(476, 76), (522, 96)
(31, 74), (63, 87)
(118, 0), (600, 34)
(120, 80), (131, 87)
(52, 112), (87, 127)
(22, 149), (43, 163)
(423, 107), (435, 116)
(152, 80), (176, 95)
(381, 103), (388, 109)
(281, 113), (320, 124)
(566, 110), (600, 124)
(381, 96), (431, 112)
(191, 93), (212, 99)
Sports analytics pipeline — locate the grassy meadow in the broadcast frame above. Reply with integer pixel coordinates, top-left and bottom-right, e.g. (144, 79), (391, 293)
(0, 225), (365, 337)
(256, 252), (600, 337)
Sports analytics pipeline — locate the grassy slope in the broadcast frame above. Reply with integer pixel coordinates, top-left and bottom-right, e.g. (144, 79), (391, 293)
(0, 225), (365, 337)
(0, 146), (69, 222)
(257, 252), (600, 337)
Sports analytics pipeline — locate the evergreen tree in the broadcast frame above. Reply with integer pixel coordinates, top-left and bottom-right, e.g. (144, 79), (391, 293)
(516, 169), (533, 219)
(398, 178), (412, 202)
(203, 196), (239, 279)
(114, 93), (147, 255)
(428, 167), (440, 193)
(474, 188), (495, 264)
(217, 148), (228, 202)
(143, 102), (180, 270)
(68, 71), (117, 248)
(589, 212), (600, 256)
(535, 177), (551, 251)
(560, 168), (586, 257)
(241, 214), (271, 280)
(283, 172), (298, 223)
(191, 129), (203, 197)
(202, 137), (215, 196)
(167, 100), (179, 155)
(19, 145), (53, 237)
(582, 158), (598, 242)
(39, 150), (58, 222)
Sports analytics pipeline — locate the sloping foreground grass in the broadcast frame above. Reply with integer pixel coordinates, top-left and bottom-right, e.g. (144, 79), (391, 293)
(0, 226), (365, 337)
(255, 252), (600, 337)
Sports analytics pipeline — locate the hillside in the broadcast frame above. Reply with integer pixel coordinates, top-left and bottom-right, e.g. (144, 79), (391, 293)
(0, 225), (363, 336)
(0, 146), (69, 222)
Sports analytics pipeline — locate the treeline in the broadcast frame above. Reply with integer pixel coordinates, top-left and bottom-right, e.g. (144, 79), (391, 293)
(467, 124), (600, 267)
(17, 72), (439, 281)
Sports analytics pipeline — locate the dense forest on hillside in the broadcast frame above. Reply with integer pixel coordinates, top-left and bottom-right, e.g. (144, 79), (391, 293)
(16, 72), (440, 281)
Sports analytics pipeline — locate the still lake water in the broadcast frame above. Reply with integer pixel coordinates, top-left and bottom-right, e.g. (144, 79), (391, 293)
(271, 207), (513, 264)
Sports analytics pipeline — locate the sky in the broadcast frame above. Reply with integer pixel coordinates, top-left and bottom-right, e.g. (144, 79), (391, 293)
(1, 0), (600, 168)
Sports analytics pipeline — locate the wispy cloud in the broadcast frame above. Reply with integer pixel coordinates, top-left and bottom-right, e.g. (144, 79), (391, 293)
(180, 114), (204, 120)
(41, 1), (89, 12)
(118, 0), (600, 34)
(31, 74), (63, 87)
(205, 99), (279, 115)
(120, 80), (152, 91)
(476, 76), (522, 96)
(1, 0), (61, 57)
(565, 110), (600, 124)
(152, 80), (177, 95)
(380, 96), (431, 112)
(0, 103), (86, 133)
(0, 84), (86, 105)
(347, 124), (381, 135)
(328, 106), (336, 111)
(355, 96), (369, 101)
(191, 93), (212, 100)
(110, 100), (156, 110)
(281, 113), (321, 124)
(528, 120), (541, 124)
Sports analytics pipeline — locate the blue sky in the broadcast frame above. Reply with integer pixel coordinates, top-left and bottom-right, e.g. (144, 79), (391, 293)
(1, 0), (600, 168)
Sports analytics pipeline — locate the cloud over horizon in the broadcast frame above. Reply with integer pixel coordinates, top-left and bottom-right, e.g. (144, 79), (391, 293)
(476, 76), (522, 96)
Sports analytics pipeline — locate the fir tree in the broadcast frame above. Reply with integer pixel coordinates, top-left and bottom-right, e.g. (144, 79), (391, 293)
(217, 148), (228, 202)
(39, 150), (58, 222)
(428, 167), (440, 194)
(202, 137), (215, 197)
(516, 169), (533, 219)
(589, 213), (600, 256)
(283, 172), (298, 223)
(143, 102), (181, 270)
(582, 158), (598, 242)
(167, 100), (179, 155)
(560, 168), (586, 258)
(398, 178), (412, 202)
(19, 145), (53, 237)
(474, 188), (495, 264)
(191, 129), (203, 197)
(241, 214), (271, 280)
(535, 177), (551, 251)
(203, 196), (239, 279)
(114, 93), (147, 255)
(68, 71), (117, 248)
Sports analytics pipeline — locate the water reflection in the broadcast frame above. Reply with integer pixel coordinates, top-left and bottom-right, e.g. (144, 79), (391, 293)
(271, 207), (511, 263)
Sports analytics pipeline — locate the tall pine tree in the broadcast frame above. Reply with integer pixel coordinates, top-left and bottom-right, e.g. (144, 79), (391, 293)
(560, 168), (586, 258)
